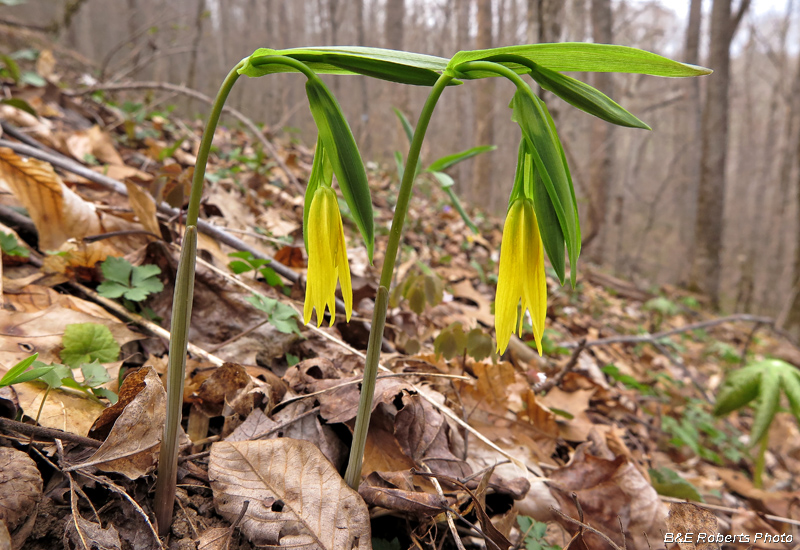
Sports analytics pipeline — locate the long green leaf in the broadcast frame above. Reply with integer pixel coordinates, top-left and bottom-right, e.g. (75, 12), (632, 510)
(393, 108), (415, 144)
(749, 367), (781, 446)
(512, 89), (579, 286)
(241, 47), (450, 86)
(0, 353), (39, 387)
(526, 142), (566, 284)
(427, 145), (497, 172)
(527, 64), (650, 129)
(448, 43), (711, 78)
(781, 369), (800, 420)
(305, 77), (374, 260)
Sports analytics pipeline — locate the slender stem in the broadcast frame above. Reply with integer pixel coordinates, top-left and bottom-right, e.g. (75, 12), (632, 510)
(753, 431), (769, 489)
(454, 60), (529, 91)
(344, 72), (453, 489)
(185, 61), (245, 227)
(155, 60), (244, 535)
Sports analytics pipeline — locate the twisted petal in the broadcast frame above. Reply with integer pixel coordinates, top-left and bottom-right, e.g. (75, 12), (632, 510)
(495, 199), (547, 356)
(303, 187), (353, 326)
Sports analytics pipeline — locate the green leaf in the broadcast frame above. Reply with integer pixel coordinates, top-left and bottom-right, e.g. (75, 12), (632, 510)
(241, 47), (450, 86)
(306, 76), (374, 260)
(393, 108), (415, 144)
(0, 54), (21, 83)
(749, 367), (781, 446)
(0, 231), (29, 257)
(0, 98), (37, 118)
(101, 256), (133, 285)
(92, 387), (119, 404)
(0, 353), (38, 387)
(60, 323), (120, 367)
(394, 151), (405, 181)
(448, 43), (711, 78)
(20, 72), (46, 87)
(649, 467), (704, 502)
(228, 260), (254, 274)
(781, 369), (800, 419)
(430, 171), (454, 189)
(39, 363), (71, 389)
(80, 361), (112, 388)
(426, 145), (497, 172)
(512, 90), (578, 286)
(246, 293), (301, 336)
(96, 281), (128, 299)
(712, 366), (761, 416)
(527, 63), (650, 129)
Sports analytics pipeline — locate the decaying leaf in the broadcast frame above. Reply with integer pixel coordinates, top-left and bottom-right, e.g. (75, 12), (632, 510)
(196, 526), (234, 550)
(666, 502), (721, 550)
(209, 439), (371, 549)
(13, 382), (106, 435)
(0, 447), (42, 532)
(67, 367), (165, 479)
(0, 147), (147, 260)
(63, 514), (122, 550)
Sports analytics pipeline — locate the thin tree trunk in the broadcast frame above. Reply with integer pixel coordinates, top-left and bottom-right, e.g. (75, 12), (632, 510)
(689, 0), (750, 307)
(471, 0), (494, 202)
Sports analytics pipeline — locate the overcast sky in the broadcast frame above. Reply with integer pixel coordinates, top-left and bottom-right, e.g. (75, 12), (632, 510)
(630, 0), (790, 17)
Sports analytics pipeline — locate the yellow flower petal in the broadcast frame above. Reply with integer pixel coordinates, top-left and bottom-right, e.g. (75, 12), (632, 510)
(303, 187), (353, 326)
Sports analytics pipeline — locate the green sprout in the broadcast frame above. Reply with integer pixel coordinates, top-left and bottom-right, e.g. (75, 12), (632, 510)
(713, 358), (800, 487)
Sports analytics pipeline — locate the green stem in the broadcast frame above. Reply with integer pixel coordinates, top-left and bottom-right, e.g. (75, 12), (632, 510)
(753, 431), (769, 489)
(344, 72), (453, 489)
(155, 60), (243, 535)
(454, 60), (529, 92)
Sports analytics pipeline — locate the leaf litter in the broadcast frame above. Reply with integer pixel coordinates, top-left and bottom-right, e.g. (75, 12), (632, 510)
(0, 47), (798, 550)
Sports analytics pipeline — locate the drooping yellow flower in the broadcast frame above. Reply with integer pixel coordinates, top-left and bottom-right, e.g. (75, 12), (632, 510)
(303, 186), (353, 326)
(495, 198), (547, 356)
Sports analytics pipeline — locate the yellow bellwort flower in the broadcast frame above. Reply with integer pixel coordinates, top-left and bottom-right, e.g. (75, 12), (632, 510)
(495, 198), (547, 356)
(303, 186), (353, 326)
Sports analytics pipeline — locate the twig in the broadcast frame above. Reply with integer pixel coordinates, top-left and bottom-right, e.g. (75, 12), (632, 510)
(64, 81), (303, 193)
(556, 314), (778, 349)
(550, 505), (625, 550)
(420, 465), (467, 550)
(0, 417), (102, 448)
(740, 321), (763, 366)
(536, 338), (586, 393)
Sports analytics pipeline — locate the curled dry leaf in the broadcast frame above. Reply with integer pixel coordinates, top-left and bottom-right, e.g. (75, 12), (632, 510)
(0, 147), (146, 260)
(209, 439), (371, 549)
(0, 447), (43, 532)
(68, 367), (165, 479)
(63, 515), (121, 550)
(196, 527), (233, 550)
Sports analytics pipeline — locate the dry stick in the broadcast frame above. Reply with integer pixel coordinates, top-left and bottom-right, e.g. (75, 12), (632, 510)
(550, 506), (625, 550)
(68, 281), (225, 367)
(740, 321), (764, 366)
(658, 496), (800, 528)
(63, 82), (303, 193)
(0, 136), (343, 312)
(556, 314), (789, 349)
(420, 464), (467, 550)
(0, 417), (102, 448)
(536, 338), (587, 393)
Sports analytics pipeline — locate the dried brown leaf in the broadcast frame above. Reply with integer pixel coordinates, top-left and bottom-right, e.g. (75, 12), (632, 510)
(68, 367), (165, 479)
(666, 503), (721, 550)
(196, 527), (232, 550)
(209, 439), (371, 549)
(63, 515), (121, 550)
(358, 485), (447, 517)
(0, 447), (42, 532)
(13, 382), (106, 435)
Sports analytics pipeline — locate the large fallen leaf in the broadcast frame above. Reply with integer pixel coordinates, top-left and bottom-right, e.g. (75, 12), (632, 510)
(209, 439), (371, 549)
(65, 125), (125, 166)
(13, 382), (106, 435)
(0, 147), (146, 259)
(64, 515), (122, 550)
(66, 367), (165, 479)
(0, 447), (42, 532)
(666, 502), (721, 550)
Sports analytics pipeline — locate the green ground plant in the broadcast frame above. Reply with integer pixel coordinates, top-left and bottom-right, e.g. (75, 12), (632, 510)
(713, 358), (800, 487)
(153, 41), (710, 534)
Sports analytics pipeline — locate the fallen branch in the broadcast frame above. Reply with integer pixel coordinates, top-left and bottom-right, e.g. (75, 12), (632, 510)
(536, 338), (586, 393)
(63, 81), (303, 193)
(0, 417), (102, 448)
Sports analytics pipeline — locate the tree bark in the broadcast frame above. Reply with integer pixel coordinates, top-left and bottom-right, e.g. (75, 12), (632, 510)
(583, 0), (614, 262)
(471, 0), (495, 202)
(689, 0), (750, 307)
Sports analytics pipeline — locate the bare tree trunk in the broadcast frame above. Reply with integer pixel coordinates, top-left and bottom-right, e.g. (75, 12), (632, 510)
(527, 0), (537, 43)
(583, 0), (614, 262)
(355, 0), (370, 148)
(471, 0), (495, 201)
(385, 0), (408, 148)
(786, 150), (800, 335)
(677, 0), (702, 280)
(689, 0), (750, 307)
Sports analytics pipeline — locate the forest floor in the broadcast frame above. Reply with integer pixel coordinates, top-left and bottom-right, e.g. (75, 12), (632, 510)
(0, 39), (800, 550)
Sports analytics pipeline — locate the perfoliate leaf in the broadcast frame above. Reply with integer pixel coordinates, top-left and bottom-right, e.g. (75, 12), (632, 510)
(241, 47), (450, 86)
(712, 366), (762, 417)
(526, 63), (650, 129)
(426, 145), (497, 172)
(306, 76), (374, 260)
(749, 367), (781, 446)
(60, 323), (120, 368)
(512, 90), (579, 286)
(447, 43), (711, 78)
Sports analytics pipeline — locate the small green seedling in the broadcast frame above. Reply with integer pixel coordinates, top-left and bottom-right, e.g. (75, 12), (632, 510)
(642, 296), (680, 331)
(517, 516), (561, 550)
(228, 250), (283, 288)
(389, 265), (443, 315)
(97, 256), (164, 320)
(246, 293), (302, 336)
(713, 358), (800, 487)
(434, 322), (494, 362)
(0, 353), (53, 388)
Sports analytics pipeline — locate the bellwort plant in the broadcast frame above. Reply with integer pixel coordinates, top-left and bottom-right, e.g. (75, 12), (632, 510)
(154, 43), (710, 532)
